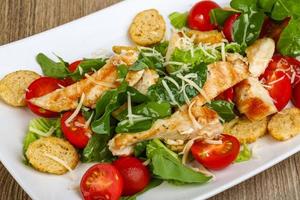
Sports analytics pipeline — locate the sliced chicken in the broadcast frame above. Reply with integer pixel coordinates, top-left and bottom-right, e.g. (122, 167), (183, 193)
(109, 57), (250, 155)
(133, 69), (159, 94)
(235, 77), (277, 121)
(30, 52), (142, 112)
(246, 38), (275, 77)
(186, 30), (224, 44)
(109, 105), (223, 156)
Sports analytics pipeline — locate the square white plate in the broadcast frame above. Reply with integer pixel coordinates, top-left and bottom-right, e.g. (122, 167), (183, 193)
(0, 0), (299, 199)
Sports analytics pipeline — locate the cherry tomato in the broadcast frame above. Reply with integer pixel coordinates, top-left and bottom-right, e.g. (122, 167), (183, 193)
(260, 17), (290, 43)
(191, 134), (240, 170)
(80, 163), (123, 200)
(292, 82), (300, 108)
(216, 87), (235, 102)
(68, 60), (82, 72)
(285, 57), (300, 87)
(61, 111), (90, 149)
(113, 156), (150, 196)
(25, 77), (65, 118)
(222, 13), (240, 42)
(188, 1), (220, 31)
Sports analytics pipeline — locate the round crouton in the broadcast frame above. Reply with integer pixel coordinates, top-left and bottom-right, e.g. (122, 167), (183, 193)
(26, 137), (79, 175)
(224, 116), (268, 143)
(0, 70), (40, 107)
(268, 108), (300, 141)
(129, 9), (166, 46)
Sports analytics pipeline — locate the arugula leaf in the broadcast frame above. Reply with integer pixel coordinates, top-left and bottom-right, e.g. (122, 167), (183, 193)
(277, 18), (300, 57)
(69, 58), (107, 81)
(81, 134), (113, 163)
(232, 11), (265, 47)
(146, 139), (211, 184)
(134, 141), (149, 158)
(117, 64), (128, 81)
(271, 0), (300, 20)
(36, 53), (69, 79)
(210, 8), (237, 26)
(207, 100), (236, 122)
(230, 0), (258, 12)
(129, 50), (164, 71)
(235, 144), (252, 163)
(121, 179), (163, 200)
(168, 12), (188, 29)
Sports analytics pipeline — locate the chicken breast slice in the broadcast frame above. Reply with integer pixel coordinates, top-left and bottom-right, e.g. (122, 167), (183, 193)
(109, 57), (250, 155)
(246, 38), (275, 77)
(30, 52), (142, 112)
(235, 77), (277, 121)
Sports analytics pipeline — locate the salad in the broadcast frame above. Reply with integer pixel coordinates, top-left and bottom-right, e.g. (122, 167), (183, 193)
(1, 0), (300, 200)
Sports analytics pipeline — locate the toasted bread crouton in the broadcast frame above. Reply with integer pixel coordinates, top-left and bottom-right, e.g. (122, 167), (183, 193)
(186, 30), (224, 44)
(26, 137), (79, 175)
(112, 46), (138, 54)
(235, 77), (277, 121)
(268, 108), (300, 141)
(129, 9), (166, 46)
(224, 116), (268, 143)
(0, 70), (40, 107)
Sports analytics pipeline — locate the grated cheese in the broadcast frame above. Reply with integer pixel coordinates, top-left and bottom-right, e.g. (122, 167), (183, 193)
(84, 112), (94, 129)
(204, 139), (223, 145)
(127, 92), (133, 125)
(221, 42), (226, 62)
(78, 66), (83, 75)
(181, 136), (203, 166)
(188, 100), (203, 130)
(65, 93), (85, 126)
(165, 76), (180, 89)
(162, 80), (179, 106)
(57, 84), (65, 89)
(85, 73), (116, 88)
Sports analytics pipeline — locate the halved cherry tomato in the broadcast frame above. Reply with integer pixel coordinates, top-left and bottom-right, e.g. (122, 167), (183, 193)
(285, 57), (300, 87)
(260, 55), (292, 111)
(188, 1), (220, 31)
(61, 111), (90, 149)
(191, 134), (240, 170)
(80, 163), (123, 200)
(260, 17), (290, 43)
(216, 87), (235, 102)
(25, 77), (65, 118)
(222, 13), (240, 42)
(292, 82), (300, 108)
(113, 156), (150, 196)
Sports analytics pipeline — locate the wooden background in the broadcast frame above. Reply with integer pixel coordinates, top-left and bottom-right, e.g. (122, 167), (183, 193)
(0, 0), (299, 199)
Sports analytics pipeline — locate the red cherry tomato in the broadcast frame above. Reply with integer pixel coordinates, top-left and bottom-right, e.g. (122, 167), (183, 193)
(292, 82), (300, 108)
(61, 111), (90, 149)
(113, 157), (150, 196)
(260, 17), (290, 43)
(191, 134), (240, 170)
(80, 163), (123, 200)
(285, 57), (300, 87)
(25, 77), (65, 118)
(222, 13), (240, 42)
(188, 0), (220, 31)
(68, 60), (82, 72)
(216, 87), (235, 102)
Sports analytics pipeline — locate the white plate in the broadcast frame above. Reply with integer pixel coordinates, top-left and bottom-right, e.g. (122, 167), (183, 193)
(0, 0), (299, 199)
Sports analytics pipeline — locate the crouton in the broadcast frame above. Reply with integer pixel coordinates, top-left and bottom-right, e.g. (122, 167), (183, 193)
(129, 9), (166, 46)
(112, 46), (138, 54)
(186, 30), (224, 44)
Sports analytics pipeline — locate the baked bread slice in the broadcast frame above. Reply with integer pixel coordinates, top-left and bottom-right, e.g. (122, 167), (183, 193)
(268, 108), (300, 141)
(186, 30), (224, 44)
(224, 116), (268, 143)
(0, 70), (40, 107)
(129, 9), (166, 46)
(26, 137), (79, 175)
(234, 77), (277, 121)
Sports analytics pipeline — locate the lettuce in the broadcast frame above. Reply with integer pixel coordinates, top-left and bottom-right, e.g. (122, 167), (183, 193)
(235, 144), (252, 163)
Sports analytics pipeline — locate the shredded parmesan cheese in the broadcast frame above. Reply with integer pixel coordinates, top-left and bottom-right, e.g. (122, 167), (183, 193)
(84, 112), (94, 128)
(181, 136), (203, 166)
(188, 100), (203, 130)
(204, 139), (223, 145)
(165, 76), (180, 89)
(65, 93), (85, 126)
(127, 92), (133, 125)
(162, 80), (179, 106)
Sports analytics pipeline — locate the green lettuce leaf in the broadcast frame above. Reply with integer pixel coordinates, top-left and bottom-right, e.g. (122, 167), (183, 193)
(235, 144), (252, 163)
(168, 12), (188, 29)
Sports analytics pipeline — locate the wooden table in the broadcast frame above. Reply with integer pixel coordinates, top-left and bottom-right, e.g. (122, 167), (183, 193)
(0, 0), (299, 199)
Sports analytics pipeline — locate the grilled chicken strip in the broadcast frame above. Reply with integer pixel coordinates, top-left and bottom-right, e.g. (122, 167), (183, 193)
(109, 57), (249, 155)
(30, 52), (157, 112)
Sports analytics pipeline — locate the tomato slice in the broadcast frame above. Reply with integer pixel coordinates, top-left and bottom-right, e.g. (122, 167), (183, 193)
(113, 157), (150, 196)
(191, 134), (240, 170)
(222, 13), (240, 42)
(25, 77), (65, 118)
(215, 87), (235, 102)
(292, 82), (300, 108)
(80, 164), (123, 200)
(61, 111), (90, 149)
(188, 1), (220, 31)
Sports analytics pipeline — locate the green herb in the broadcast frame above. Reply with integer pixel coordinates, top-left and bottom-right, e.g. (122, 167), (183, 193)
(146, 139), (211, 184)
(81, 134), (113, 163)
(117, 64), (128, 81)
(207, 100), (236, 122)
(168, 12), (188, 29)
(36, 53), (69, 79)
(121, 179), (163, 200)
(210, 8), (236, 26)
(235, 143), (252, 162)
